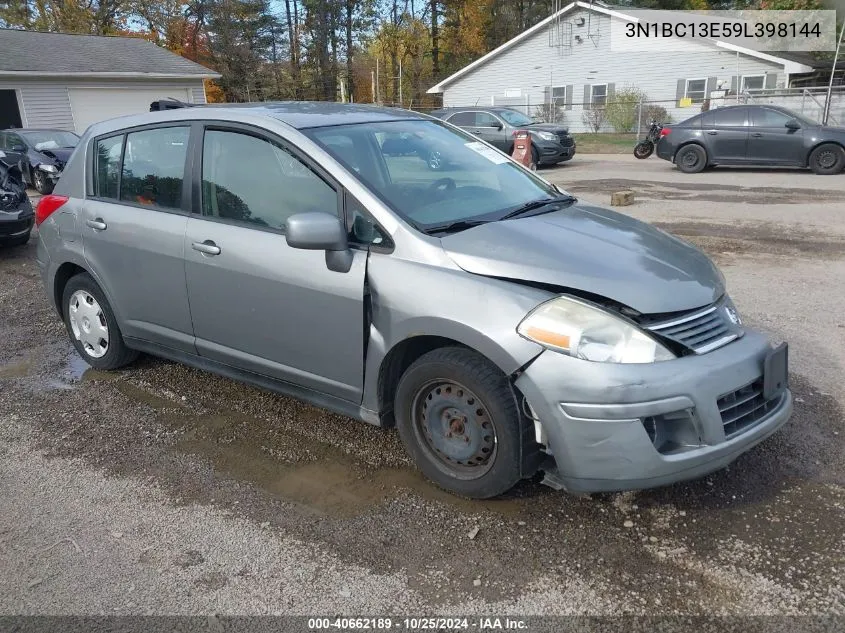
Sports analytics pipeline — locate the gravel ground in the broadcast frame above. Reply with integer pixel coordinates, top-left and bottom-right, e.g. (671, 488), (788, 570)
(1, 157), (843, 617)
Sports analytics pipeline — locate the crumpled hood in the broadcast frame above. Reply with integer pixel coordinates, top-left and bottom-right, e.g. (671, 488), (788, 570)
(40, 147), (74, 166)
(440, 203), (724, 314)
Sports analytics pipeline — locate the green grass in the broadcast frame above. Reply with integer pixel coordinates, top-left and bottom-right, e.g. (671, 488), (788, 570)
(574, 133), (639, 154)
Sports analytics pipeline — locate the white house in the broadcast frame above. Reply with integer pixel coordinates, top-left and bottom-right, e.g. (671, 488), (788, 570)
(0, 29), (220, 134)
(427, 1), (824, 132)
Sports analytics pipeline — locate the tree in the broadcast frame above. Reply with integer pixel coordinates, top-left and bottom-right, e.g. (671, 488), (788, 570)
(604, 85), (648, 132)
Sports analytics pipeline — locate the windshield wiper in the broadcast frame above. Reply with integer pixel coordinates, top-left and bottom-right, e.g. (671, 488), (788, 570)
(498, 194), (576, 222)
(423, 219), (489, 235)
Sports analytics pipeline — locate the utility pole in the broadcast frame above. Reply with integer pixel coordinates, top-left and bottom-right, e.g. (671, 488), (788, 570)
(371, 70), (376, 103)
(376, 58), (381, 105)
(399, 58), (403, 107)
(824, 19), (845, 125)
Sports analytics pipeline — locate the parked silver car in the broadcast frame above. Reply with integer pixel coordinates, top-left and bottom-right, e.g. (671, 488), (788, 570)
(35, 103), (792, 498)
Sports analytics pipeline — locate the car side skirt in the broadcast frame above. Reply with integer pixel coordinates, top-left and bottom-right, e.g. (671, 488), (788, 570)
(124, 337), (383, 427)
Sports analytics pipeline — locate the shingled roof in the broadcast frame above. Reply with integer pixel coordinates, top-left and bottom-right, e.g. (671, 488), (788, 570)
(0, 29), (220, 78)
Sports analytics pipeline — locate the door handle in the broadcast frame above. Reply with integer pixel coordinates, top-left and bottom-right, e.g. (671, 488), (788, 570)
(751, 133), (764, 138)
(706, 131), (718, 135)
(192, 240), (221, 256)
(86, 218), (107, 230)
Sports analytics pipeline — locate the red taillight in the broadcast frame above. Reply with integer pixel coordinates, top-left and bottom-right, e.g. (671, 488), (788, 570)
(35, 194), (69, 226)
(659, 127), (671, 137)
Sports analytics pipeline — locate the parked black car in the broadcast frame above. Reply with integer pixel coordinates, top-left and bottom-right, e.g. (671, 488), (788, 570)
(0, 129), (80, 194)
(656, 105), (845, 175)
(429, 107), (576, 166)
(0, 161), (33, 247)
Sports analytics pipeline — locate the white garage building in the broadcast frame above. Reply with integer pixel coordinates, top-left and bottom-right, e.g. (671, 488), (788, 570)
(0, 29), (219, 134)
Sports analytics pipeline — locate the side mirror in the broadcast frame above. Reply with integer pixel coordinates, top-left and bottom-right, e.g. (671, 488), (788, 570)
(285, 212), (353, 273)
(11, 144), (26, 152)
(491, 121), (503, 130)
(785, 119), (801, 130)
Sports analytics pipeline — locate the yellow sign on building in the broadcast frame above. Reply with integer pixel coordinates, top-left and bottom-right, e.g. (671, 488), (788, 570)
(679, 97), (693, 107)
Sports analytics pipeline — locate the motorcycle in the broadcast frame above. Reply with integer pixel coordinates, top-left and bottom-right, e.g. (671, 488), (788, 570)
(633, 119), (663, 159)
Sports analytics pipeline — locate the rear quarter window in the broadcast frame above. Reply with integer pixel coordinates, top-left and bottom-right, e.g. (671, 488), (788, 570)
(94, 135), (124, 199)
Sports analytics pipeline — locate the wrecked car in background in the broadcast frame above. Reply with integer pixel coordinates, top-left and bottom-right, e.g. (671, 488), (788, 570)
(0, 129), (79, 194)
(35, 102), (792, 499)
(0, 159), (33, 247)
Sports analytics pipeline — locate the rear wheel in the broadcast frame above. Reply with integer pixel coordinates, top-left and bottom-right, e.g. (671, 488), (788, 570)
(62, 273), (138, 370)
(530, 146), (539, 171)
(808, 143), (845, 175)
(394, 347), (536, 499)
(633, 140), (654, 159)
(675, 144), (707, 173)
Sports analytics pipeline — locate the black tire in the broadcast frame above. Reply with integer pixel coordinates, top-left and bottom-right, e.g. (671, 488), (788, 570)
(633, 141), (654, 159)
(808, 143), (845, 175)
(530, 146), (539, 171)
(394, 347), (537, 499)
(675, 144), (707, 173)
(33, 169), (54, 194)
(61, 272), (138, 370)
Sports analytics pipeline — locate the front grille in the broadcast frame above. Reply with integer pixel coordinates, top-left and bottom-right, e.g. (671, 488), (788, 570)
(557, 133), (574, 147)
(646, 304), (737, 353)
(718, 378), (781, 438)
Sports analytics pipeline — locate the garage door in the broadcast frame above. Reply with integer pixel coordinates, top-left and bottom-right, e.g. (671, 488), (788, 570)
(68, 87), (191, 134)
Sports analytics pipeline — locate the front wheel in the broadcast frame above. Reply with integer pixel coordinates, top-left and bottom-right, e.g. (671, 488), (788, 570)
(808, 143), (845, 175)
(675, 144), (707, 173)
(633, 140), (654, 159)
(394, 347), (537, 499)
(33, 169), (54, 194)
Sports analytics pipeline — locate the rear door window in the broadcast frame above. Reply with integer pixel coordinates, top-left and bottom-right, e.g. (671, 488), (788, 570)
(447, 112), (476, 126)
(713, 108), (748, 127)
(120, 126), (189, 209)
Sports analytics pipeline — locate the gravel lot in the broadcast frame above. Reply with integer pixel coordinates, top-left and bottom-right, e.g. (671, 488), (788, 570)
(1, 157), (843, 617)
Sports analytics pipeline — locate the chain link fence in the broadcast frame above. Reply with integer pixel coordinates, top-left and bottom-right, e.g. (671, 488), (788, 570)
(407, 86), (845, 136)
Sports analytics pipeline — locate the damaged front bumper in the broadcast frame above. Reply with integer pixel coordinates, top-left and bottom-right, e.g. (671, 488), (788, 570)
(514, 329), (793, 493)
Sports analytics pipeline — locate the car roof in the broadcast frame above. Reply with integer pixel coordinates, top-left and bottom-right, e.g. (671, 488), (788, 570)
(115, 102), (430, 133)
(15, 128), (80, 134)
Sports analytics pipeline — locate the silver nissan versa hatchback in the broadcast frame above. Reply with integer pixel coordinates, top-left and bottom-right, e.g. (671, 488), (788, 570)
(36, 103), (792, 498)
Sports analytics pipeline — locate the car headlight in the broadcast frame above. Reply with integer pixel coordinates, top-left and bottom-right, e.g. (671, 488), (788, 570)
(536, 131), (558, 142)
(38, 164), (58, 173)
(517, 295), (676, 363)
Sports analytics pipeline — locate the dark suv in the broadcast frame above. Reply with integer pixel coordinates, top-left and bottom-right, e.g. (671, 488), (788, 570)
(430, 107), (575, 166)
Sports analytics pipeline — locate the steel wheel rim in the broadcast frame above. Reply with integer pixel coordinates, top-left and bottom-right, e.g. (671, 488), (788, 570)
(412, 379), (498, 479)
(34, 171), (44, 189)
(68, 290), (109, 358)
(682, 150), (699, 168)
(818, 150), (836, 169)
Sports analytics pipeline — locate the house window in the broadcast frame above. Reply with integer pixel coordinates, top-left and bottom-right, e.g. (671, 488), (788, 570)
(551, 86), (567, 105)
(590, 84), (607, 108)
(685, 78), (707, 104)
(742, 75), (765, 92)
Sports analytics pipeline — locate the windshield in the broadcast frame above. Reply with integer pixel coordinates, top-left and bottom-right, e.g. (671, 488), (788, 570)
(497, 110), (533, 126)
(305, 120), (562, 231)
(21, 131), (79, 151)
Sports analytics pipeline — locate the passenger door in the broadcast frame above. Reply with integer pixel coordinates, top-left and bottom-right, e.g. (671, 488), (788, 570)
(473, 112), (509, 150)
(80, 125), (196, 352)
(183, 125), (367, 403)
(701, 107), (749, 162)
(746, 107), (805, 165)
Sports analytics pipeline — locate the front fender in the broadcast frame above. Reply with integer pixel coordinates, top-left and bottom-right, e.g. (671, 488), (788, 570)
(361, 253), (551, 413)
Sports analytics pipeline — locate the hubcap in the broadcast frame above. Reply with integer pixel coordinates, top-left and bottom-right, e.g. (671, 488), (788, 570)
(413, 380), (497, 479)
(68, 290), (109, 358)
